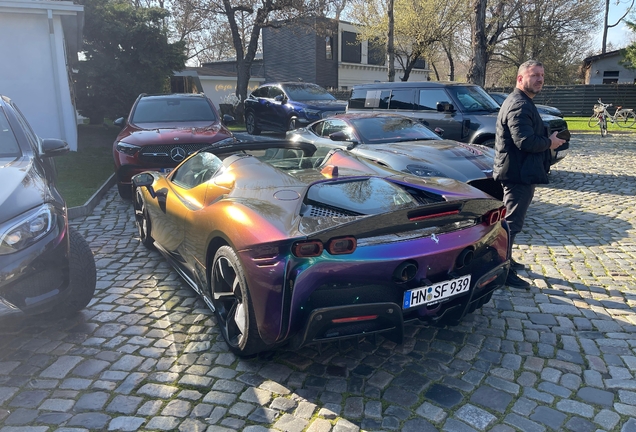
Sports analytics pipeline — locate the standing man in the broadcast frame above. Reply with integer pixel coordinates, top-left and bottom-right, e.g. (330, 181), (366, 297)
(494, 60), (565, 289)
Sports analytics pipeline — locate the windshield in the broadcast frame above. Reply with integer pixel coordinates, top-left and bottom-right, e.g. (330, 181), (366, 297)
(282, 84), (336, 101)
(350, 116), (441, 144)
(0, 110), (21, 157)
(447, 86), (500, 112)
(131, 97), (217, 123)
(307, 177), (417, 215)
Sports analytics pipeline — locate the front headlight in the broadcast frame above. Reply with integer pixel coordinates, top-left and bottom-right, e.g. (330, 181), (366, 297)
(0, 204), (56, 255)
(406, 164), (447, 178)
(116, 141), (141, 156)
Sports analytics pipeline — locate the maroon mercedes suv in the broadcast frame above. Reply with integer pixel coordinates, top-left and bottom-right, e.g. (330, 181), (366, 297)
(113, 93), (235, 198)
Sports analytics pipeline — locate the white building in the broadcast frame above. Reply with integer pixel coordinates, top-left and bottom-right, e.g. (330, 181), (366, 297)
(0, 0), (83, 150)
(583, 50), (636, 85)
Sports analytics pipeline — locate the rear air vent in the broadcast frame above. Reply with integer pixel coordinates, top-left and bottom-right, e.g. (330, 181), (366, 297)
(303, 205), (356, 218)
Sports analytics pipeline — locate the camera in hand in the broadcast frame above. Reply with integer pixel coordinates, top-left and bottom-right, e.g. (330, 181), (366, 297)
(556, 130), (570, 141)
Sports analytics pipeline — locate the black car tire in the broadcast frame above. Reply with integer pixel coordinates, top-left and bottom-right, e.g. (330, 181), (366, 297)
(118, 183), (132, 200)
(55, 228), (96, 316)
(245, 112), (261, 135)
(211, 246), (265, 356)
(134, 188), (155, 250)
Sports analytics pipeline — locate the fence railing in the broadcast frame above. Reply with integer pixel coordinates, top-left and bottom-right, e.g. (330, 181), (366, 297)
(328, 84), (636, 117)
(488, 84), (636, 116)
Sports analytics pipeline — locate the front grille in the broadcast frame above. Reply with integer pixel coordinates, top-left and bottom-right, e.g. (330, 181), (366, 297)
(139, 143), (212, 165)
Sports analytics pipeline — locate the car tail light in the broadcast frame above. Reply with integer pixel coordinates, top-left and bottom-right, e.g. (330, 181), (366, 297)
(292, 240), (323, 257)
(484, 207), (506, 225)
(327, 236), (356, 255)
(332, 315), (378, 324)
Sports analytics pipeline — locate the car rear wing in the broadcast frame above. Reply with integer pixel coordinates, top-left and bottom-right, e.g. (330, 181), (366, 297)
(304, 197), (505, 241)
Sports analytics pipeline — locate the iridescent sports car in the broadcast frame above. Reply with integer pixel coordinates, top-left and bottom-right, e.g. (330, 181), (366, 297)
(132, 140), (510, 356)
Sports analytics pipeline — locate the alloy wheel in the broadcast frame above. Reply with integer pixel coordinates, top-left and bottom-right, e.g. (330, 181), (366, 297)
(212, 255), (247, 348)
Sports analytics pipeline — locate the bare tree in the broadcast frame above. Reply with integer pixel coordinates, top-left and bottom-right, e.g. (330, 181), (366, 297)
(602, 0), (635, 53)
(488, 0), (601, 86)
(350, 0), (468, 82)
(467, 0), (522, 86)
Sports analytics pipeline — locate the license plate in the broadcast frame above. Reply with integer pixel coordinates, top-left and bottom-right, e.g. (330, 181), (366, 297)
(556, 149), (569, 159)
(403, 274), (471, 309)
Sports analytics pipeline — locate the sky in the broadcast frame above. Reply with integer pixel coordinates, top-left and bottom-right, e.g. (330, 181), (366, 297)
(593, 1), (635, 51)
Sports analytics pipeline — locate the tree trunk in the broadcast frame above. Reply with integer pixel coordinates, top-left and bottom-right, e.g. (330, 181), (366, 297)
(235, 59), (251, 123)
(443, 43), (455, 81)
(431, 62), (440, 81)
(387, 0), (395, 82)
(467, 0), (487, 86)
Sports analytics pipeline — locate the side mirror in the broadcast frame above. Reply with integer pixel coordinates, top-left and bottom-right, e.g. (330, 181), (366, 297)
(274, 94), (285, 102)
(434, 127), (444, 137)
(436, 102), (454, 113)
(132, 173), (156, 198)
(222, 114), (236, 125)
(41, 138), (70, 158)
(329, 131), (351, 142)
(114, 117), (125, 128)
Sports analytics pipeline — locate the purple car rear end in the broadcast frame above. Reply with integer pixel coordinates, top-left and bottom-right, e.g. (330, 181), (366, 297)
(238, 218), (509, 349)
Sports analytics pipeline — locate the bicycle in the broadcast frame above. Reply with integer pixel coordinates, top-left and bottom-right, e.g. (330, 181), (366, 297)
(588, 99), (636, 136)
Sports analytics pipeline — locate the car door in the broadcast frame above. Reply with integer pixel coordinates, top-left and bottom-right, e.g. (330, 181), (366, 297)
(247, 86), (272, 129)
(267, 86), (290, 130)
(149, 154), (215, 260)
(415, 88), (465, 142)
(168, 152), (224, 274)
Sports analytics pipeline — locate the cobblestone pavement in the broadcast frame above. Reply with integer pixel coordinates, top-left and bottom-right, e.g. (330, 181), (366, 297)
(1, 133), (636, 432)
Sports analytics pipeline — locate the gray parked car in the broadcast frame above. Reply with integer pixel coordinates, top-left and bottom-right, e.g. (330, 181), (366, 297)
(488, 92), (563, 118)
(287, 113), (503, 200)
(347, 81), (569, 165)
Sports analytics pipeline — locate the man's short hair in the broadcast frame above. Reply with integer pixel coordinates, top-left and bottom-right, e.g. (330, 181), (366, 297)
(518, 60), (543, 75)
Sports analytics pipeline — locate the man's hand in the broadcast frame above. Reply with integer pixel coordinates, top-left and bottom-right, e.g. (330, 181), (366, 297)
(549, 131), (566, 149)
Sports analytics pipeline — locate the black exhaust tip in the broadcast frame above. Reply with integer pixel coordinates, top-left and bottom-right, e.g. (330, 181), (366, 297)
(393, 261), (418, 283)
(456, 248), (474, 269)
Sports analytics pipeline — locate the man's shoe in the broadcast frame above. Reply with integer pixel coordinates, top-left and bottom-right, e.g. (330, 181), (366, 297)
(511, 258), (525, 271)
(506, 271), (530, 289)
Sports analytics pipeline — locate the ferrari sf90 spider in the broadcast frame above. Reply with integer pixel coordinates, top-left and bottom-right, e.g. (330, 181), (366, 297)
(132, 140), (510, 356)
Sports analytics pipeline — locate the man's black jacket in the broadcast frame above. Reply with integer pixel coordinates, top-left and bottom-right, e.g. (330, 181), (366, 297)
(493, 88), (552, 185)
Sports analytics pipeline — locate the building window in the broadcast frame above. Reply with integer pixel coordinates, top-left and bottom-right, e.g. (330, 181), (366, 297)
(368, 38), (385, 66)
(341, 31), (361, 63)
(325, 36), (333, 60)
(603, 71), (619, 77)
(413, 57), (427, 70)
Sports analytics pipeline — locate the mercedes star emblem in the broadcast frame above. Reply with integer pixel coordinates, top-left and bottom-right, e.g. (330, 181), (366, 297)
(170, 147), (186, 162)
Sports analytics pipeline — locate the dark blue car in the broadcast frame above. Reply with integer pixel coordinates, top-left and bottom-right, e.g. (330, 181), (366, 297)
(244, 82), (347, 135)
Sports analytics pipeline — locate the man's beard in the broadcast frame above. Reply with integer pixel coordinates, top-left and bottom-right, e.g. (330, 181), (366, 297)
(523, 82), (542, 96)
